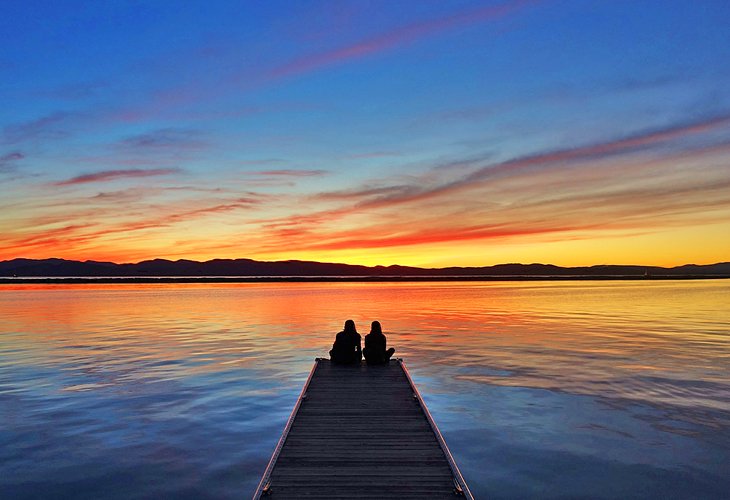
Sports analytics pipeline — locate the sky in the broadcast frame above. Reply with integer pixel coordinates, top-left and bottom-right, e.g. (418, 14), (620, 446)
(1, 0), (729, 267)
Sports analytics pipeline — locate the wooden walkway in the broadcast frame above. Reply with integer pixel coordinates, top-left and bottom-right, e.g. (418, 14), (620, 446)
(254, 358), (473, 499)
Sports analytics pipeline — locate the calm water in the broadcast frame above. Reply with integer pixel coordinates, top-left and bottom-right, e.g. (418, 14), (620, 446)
(0, 281), (728, 499)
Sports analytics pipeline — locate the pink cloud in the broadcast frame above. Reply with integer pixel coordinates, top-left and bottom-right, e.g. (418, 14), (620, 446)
(307, 113), (730, 211)
(461, 113), (730, 185)
(267, 0), (539, 80)
(247, 116), (730, 254)
(88, 2), (538, 124)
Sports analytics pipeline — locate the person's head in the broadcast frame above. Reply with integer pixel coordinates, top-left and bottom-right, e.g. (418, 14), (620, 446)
(370, 321), (382, 334)
(344, 319), (356, 333)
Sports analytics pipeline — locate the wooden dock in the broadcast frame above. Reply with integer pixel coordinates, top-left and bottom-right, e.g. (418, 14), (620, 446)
(253, 358), (473, 499)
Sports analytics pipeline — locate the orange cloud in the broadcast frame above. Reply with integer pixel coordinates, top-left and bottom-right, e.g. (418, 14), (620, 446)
(247, 120), (730, 258)
(4, 112), (730, 266)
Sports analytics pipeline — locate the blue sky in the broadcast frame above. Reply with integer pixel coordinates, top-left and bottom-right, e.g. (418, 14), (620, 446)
(2, 0), (730, 266)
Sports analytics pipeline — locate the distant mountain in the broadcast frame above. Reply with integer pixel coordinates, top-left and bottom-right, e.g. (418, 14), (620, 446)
(1, 258), (729, 278)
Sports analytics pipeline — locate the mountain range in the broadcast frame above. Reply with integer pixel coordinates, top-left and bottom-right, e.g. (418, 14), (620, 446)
(1, 258), (729, 278)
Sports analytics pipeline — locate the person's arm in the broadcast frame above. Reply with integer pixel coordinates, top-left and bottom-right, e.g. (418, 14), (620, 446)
(356, 334), (362, 361)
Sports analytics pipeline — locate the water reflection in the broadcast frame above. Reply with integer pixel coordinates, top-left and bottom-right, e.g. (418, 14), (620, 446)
(0, 281), (728, 498)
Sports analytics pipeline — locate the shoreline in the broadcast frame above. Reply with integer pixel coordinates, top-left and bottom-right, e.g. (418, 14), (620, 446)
(1, 275), (729, 284)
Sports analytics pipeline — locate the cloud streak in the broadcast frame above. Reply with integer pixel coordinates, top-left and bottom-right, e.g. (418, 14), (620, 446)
(2, 112), (76, 144)
(101, 0), (536, 123)
(0, 190), (270, 261)
(115, 128), (207, 152)
(247, 169), (327, 177)
(0, 151), (24, 172)
(35, 80), (108, 101)
(249, 113), (730, 255)
(266, 0), (539, 80)
(55, 168), (181, 186)
(345, 151), (402, 159)
(310, 112), (730, 211)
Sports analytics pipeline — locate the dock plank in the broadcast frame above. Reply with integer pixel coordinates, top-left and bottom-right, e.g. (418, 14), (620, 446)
(253, 359), (473, 499)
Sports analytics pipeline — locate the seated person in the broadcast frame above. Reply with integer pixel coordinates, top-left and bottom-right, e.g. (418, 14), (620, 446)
(329, 319), (362, 364)
(363, 321), (395, 365)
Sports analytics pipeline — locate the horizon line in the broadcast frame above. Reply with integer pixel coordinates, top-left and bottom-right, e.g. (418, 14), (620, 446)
(3, 256), (728, 270)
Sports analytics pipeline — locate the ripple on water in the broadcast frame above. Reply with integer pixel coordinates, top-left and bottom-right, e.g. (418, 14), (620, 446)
(0, 280), (728, 499)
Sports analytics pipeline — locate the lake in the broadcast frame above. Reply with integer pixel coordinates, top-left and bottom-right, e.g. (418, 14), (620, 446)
(1, 280), (728, 499)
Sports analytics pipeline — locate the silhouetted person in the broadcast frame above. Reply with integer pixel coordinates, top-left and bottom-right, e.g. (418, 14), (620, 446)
(363, 321), (395, 365)
(329, 319), (362, 364)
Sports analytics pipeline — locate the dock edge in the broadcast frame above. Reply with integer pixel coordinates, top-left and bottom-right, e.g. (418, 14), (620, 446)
(399, 359), (475, 499)
(252, 358), (322, 499)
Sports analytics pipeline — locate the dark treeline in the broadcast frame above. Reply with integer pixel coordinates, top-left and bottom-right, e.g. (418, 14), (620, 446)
(2, 258), (729, 278)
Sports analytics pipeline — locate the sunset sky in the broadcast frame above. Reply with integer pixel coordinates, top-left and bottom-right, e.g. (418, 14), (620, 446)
(1, 0), (729, 267)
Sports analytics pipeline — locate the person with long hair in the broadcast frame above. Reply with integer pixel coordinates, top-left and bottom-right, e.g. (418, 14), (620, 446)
(363, 320), (395, 365)
(329, 319), (362, 364)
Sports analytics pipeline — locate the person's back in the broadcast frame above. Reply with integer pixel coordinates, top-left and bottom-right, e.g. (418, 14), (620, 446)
(329, 319), (362, 364)
(363, 321), (395, 365)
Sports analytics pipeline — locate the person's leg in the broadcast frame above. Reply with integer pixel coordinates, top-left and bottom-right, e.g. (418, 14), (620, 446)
(385, 347), (395, 361)
(330, 349), (346, 364)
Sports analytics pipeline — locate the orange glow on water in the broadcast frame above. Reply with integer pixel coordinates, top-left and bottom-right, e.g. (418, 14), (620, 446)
(2, 280), (729, 498)
(4, 281), (729, 397)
